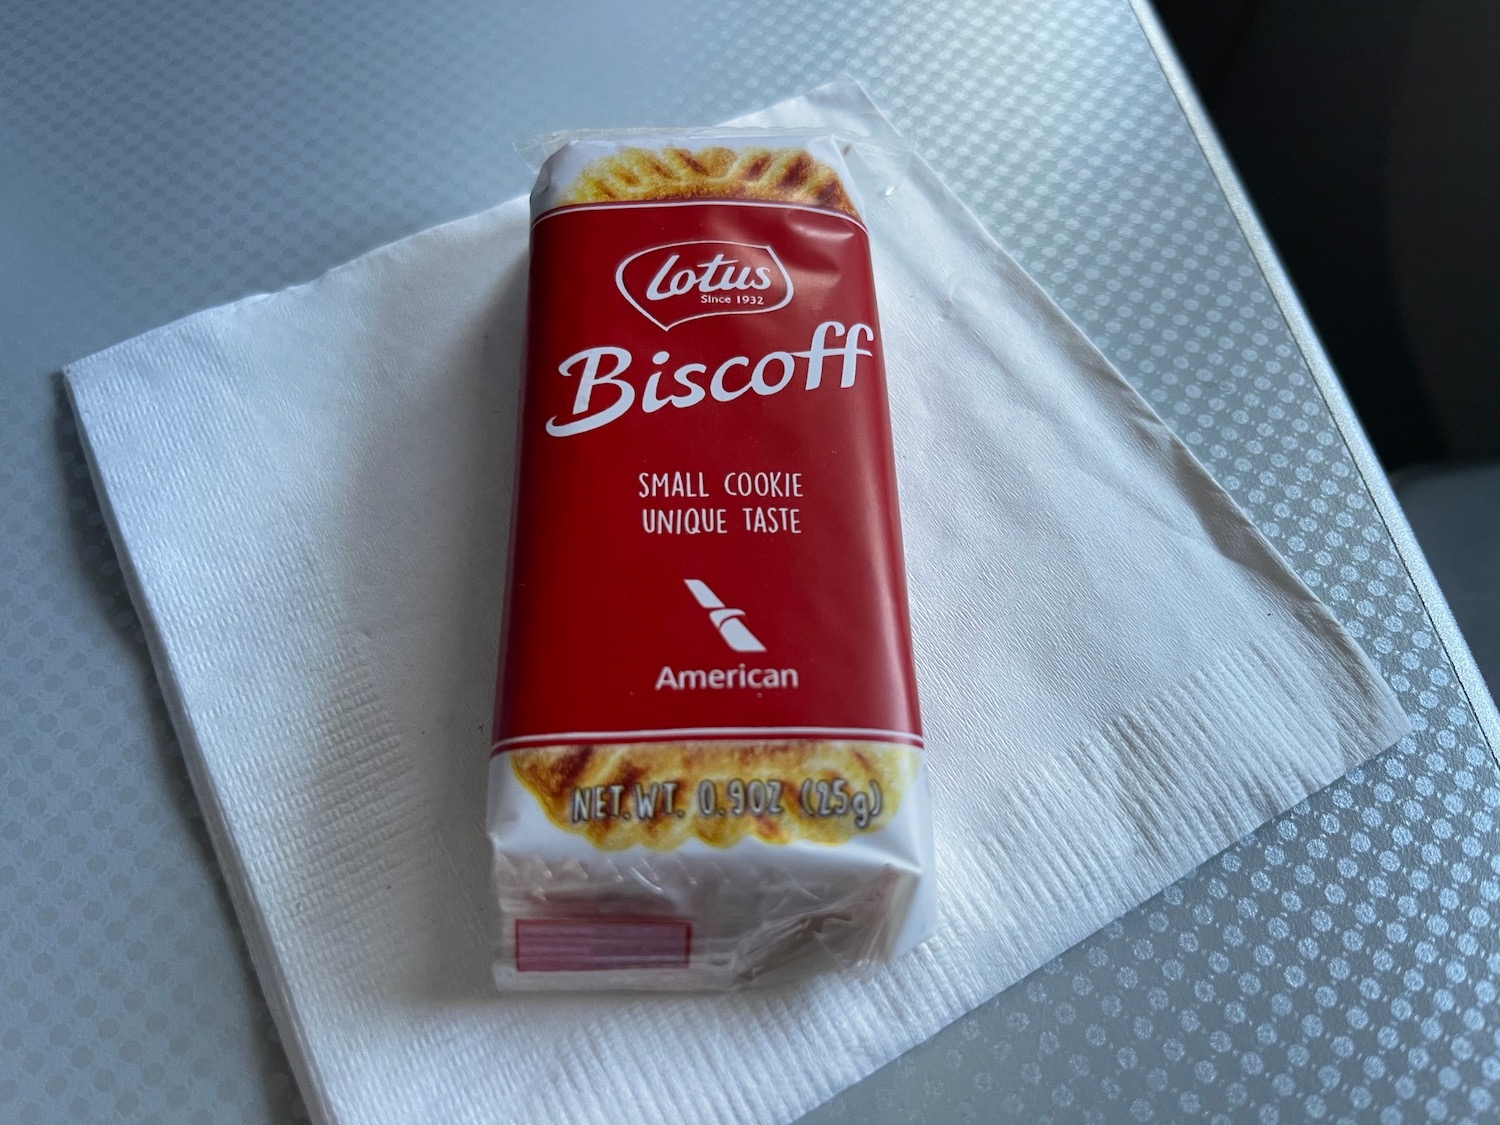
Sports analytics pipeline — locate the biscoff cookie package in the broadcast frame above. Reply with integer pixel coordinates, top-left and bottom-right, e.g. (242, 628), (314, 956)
(488, 131), (933, 990)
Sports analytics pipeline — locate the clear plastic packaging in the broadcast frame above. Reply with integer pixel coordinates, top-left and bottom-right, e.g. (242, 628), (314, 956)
(489, 128), (933, 990)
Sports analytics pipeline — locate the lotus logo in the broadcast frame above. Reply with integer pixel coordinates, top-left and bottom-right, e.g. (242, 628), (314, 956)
(616, 240), (793, 330)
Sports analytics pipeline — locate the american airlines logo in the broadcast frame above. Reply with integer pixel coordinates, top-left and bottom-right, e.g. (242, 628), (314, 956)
(684, 579), (765, 652)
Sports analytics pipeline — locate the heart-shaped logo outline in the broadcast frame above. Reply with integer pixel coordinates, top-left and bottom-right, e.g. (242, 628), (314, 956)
(615, 240), (794, 330)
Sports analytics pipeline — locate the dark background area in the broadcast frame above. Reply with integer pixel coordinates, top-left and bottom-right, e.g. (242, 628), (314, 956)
(1154, 0), (1499, 687)
(1153, 0), (1499, 471)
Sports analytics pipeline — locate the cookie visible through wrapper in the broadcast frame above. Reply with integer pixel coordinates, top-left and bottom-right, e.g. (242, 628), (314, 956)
(510, 740), (919, 850)
(487, 131), (933, 990)
(554, 145), (860, 217)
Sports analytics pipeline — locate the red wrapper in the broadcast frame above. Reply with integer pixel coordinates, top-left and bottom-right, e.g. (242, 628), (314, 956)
(488, 133), (933, 990)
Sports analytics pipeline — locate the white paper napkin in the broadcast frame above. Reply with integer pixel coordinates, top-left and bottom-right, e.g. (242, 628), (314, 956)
(65, 82), (1409, 1125)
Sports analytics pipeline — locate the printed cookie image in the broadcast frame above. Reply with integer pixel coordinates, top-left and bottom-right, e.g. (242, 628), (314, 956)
(510, 740), (917, 850)
(554, 146), (859, 218)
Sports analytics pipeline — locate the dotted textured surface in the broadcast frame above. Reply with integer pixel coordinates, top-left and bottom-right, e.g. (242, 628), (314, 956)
(1, 2), (1496, 1124)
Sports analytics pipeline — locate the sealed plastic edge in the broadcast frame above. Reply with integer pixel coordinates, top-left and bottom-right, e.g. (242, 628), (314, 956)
(521, 127), (912, 223)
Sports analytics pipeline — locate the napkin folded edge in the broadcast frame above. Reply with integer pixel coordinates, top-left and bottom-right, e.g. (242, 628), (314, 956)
(62, 371), (343, 1125)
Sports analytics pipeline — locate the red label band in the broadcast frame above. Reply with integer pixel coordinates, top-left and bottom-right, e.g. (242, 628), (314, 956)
(494, 200), (921, 751)
(514, 918), (692, 973)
